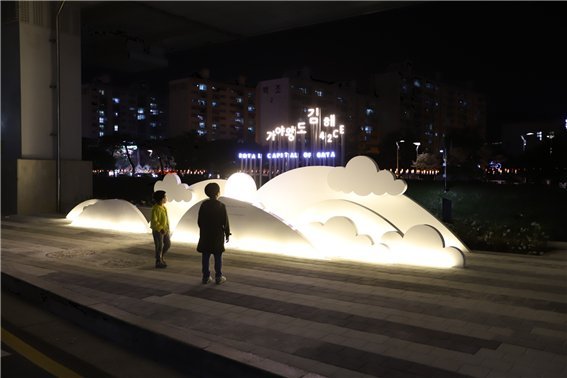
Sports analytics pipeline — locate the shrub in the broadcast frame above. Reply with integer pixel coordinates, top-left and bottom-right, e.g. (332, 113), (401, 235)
(450, 219), (548, 255)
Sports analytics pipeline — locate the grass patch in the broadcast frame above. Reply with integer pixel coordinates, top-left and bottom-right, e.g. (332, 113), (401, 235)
(405, 181), (566, 253)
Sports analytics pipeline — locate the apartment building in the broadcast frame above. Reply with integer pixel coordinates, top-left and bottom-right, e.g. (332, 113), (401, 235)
(372, 62), (487, 154)
(168, 72), (256, 142)
(82, 79), (165, 140)
(255, 68), (381, 163)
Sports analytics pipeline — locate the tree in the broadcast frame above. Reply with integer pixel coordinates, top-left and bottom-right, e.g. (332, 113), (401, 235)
(94, 133), (138, 173)
(413, 152), (440, 171)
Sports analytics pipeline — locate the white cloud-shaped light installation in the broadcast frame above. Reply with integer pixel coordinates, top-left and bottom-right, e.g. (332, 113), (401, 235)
(154, 173), (192, 202)
(153, 174), (195, 231)
(66, 199), (99, 221)
(173, 197), (318, 259)
(69, 199), (149, 233)
(67, 156), (469, 269)
(328, 155), (406, 196)
(381, 225), (465, 268)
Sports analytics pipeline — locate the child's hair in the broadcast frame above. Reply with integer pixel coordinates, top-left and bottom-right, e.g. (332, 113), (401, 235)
(204, 183), (220, 198)
(153, 190), (166, 204)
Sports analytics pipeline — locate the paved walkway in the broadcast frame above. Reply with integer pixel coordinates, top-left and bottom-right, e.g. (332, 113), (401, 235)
(2, 215), (566, 377)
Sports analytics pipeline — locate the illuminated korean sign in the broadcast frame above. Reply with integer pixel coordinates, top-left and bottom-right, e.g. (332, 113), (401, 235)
(239, 151), (338, 160)
(266, 107), (344, 143)
(265, 151), (336, 159)
(238, 153), (262, 159)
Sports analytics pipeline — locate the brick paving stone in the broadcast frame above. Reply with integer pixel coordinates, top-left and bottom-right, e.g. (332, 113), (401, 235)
(458, 363), (491, 378)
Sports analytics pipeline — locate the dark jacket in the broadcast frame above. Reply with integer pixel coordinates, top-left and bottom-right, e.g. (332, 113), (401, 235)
(197, 199), (230, 253)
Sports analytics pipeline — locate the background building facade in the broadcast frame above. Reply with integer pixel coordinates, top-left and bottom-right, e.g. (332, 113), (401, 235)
(372, 62), (487, 155)
(255, 68), (381, 163)
(168, 71), (256, 143)
(82, 78), (166, 141)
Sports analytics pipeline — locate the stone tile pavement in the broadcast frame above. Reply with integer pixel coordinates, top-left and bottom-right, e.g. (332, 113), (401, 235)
(2, 215), (566, 377)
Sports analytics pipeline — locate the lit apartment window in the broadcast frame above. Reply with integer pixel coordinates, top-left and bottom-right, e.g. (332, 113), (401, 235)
(314, 90), (323, 97)
(212, 101), (218, 107)
(114, 112), (119, 117)
(98, 110), (105, 116)
(413, 79), (421, 88)
(298, 87), (307, 95)
(112, 97), (120, 104)
(137, 108), (144, 114)
(198, 99), (207, 107)
(150, 122), (157, 128)
(364, 126), (373, 134)
(199, 122), (206, 128)
(99, 89), (105, 96)
(197, 129), (207, 136)
(365, 108), (374, 116)
(99, 117), (105, 123)
(198, 84), (207, 91)
(248, 105), (255, 112)
(236, 97), (243, 103)
(114, 125), (119, 132)
(137, 114), (146, 120)
(212, 123), (217, 129)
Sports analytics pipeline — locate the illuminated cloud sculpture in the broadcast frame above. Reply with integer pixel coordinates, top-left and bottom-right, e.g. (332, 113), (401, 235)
(67, 156), (468, 268)
(68, 199), (149, 233)
(153, 173), (193, 230)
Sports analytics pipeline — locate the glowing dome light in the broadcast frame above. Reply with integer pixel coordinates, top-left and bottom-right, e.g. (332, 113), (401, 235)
(225, 172), (258, 203)
(70, 199), (149, 234)
(66, 199), (99, 221)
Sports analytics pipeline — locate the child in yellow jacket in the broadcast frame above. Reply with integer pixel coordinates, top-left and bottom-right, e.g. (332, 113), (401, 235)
(150, 190), (170, 268)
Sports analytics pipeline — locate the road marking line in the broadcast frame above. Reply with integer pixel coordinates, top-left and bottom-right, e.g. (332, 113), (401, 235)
(1, 327), (82, 377)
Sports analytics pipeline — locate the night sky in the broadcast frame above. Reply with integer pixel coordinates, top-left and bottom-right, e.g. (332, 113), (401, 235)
(93, 1), (567, 138)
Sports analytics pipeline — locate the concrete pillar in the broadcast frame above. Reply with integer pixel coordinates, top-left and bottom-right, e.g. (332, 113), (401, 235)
(1, 1), (92, 215)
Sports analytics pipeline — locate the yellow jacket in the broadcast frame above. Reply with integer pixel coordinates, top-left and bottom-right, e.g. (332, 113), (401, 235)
(150, 204), (169, 233)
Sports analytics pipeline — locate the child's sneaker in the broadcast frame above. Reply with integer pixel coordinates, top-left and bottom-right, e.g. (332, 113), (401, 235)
(215, 276), (226, 285)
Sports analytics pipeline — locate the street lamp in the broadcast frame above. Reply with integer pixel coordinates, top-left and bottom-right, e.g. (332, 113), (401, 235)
(521, 132), (534, 152)
(413, 142), (421, 161)
(395, 139), (405, 177)
(440, 148), (448, 192)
